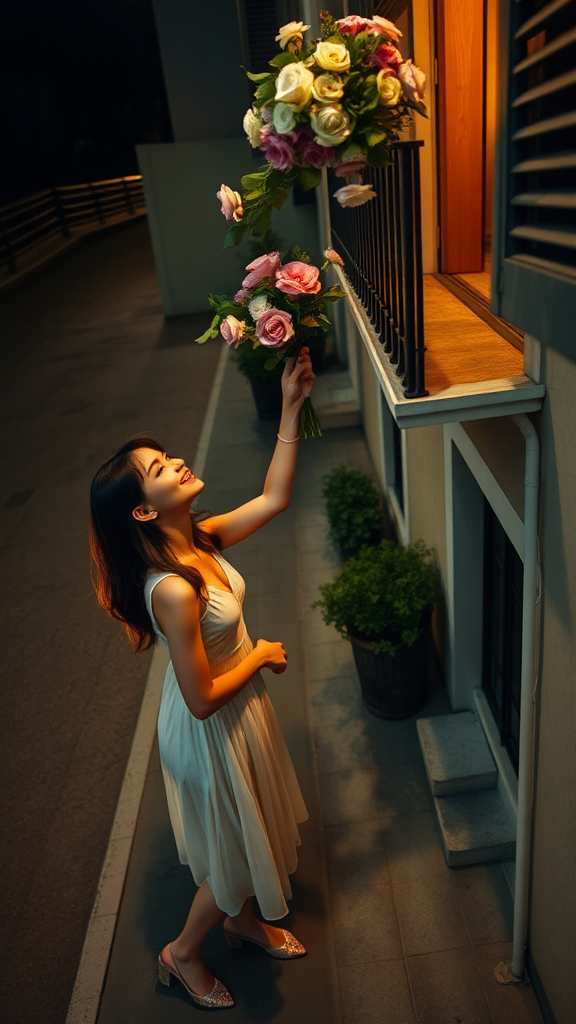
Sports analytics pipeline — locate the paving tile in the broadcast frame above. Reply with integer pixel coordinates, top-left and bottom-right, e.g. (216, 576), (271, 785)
(366, 715), (423, 766)
(474, 942), (545, 1024)
(324, 818), (390, 891)
(310, 672), (363, 714)
(376, 758), (435, 819)
(407, 947), (492, 1024)
(384, 811), (448, 885)
(319, 768), (380, 826)
(331, 884), (403, 965)
(339, 959), (416, 1024)
(453, 863), (513, 944)
(393, 871), (470, 956)
(307, 639), (356, 682)
(312, 701), (375, 774)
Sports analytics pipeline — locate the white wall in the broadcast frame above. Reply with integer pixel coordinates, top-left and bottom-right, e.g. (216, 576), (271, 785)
(137, 140), (320, 315)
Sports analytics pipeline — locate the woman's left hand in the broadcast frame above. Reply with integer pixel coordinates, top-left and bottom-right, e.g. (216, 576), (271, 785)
(281, 347), (316, 410)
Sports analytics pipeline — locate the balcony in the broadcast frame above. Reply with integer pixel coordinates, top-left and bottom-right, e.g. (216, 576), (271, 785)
(323, 145), (545, 429)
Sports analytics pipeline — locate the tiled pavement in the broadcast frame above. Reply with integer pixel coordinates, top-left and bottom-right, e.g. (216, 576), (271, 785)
(97, 350), (545, 1024)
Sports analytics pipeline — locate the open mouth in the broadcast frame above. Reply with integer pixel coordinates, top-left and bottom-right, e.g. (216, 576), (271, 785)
(180, 469), (194, 484)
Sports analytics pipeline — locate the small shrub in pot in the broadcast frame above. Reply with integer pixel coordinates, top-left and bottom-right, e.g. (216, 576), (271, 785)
(313, 540), (440, 718)
(321, 465), (383, 558)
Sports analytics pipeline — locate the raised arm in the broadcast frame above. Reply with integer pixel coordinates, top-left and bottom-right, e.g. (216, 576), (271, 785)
(203, 348), (315, 549)
(152, 576), (287, 719)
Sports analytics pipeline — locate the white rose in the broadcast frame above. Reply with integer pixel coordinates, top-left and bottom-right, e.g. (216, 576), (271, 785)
(243, 107), (262, 148)
(311, 72), (345, 103)
(273, 102), (297, 134)
(310, 103), (355, 147)
(275, 62), (314, 112)
(314, 41), (351, 74)
(275, 21), (311, 51)
(376, 71), (402, 107)
(333, 183), (377, 207)
(248, 295), (271, 321)
(397, 60), (426, 103)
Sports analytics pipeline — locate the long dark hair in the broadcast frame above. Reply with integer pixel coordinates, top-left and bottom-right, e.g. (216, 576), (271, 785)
(89, 434), (220, 651)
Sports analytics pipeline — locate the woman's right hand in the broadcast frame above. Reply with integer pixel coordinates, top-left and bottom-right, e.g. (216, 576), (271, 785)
(255, 638), (288, 674)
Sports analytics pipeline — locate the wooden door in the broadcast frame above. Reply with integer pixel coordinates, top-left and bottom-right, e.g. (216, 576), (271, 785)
(436, 0), (485, 273)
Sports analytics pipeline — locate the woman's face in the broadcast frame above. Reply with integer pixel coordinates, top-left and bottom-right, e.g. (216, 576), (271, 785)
(132, 447), (204, 519)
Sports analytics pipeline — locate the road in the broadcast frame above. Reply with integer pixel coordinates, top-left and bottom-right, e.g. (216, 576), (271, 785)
(0, 221), (222, 1024)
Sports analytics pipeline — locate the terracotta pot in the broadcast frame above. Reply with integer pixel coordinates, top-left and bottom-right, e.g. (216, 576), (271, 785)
(349, 623), (431, 719)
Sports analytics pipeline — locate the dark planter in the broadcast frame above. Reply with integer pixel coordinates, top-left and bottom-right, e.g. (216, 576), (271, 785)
(349, 623), (431, 719)
(307, 333), (326, 374)
(249, 376), (283, 420)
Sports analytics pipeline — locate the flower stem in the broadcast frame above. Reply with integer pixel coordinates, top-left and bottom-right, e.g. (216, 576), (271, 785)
(300, 397), (322, 439)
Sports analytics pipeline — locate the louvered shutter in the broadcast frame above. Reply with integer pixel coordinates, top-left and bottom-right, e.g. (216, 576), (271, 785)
(492, 0), (576, 352)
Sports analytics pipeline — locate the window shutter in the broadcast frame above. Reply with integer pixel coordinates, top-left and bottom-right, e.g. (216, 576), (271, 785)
(493, 0), (576, 352)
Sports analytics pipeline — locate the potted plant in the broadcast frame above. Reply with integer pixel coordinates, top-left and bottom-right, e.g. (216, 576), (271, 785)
(313, 540), (440, 718)
(234, 341), (285, 420)
(321, 465), (385, 559)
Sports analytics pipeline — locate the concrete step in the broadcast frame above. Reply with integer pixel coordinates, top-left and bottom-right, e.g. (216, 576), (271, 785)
(434, 789), (516, 867)
(417, 711), (497, 795)
(313, 366), (361, 430)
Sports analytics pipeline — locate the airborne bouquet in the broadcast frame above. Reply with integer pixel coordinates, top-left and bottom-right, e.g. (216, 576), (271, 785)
(195, 246), (346, 437)
(219, 10), (426, 245)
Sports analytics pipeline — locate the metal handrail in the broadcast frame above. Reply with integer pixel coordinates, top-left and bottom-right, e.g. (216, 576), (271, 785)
(328, 141), (428, 399)
(0, 175), (146, 275)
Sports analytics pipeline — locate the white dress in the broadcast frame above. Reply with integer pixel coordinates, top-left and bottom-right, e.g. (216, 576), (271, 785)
(144, 551), (308, 920)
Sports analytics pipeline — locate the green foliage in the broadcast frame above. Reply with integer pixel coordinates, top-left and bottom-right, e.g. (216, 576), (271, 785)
(299, 167), (322, 191)
(269, 52), (297, 68)
(234, 342), (285, 381)
(313, 540), (440, 656)
(321, 465), (383, 555)
(224, 221), (248, 248)
(195, 314), (220, 344)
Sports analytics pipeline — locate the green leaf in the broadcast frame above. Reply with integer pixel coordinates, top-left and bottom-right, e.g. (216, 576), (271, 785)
(256, 78), (277, 105)
(223, 221), (247, 248)
(244, 69), (273, 83)
(321, 287), (347, 301)
(248, 206), (272, 238)
(264, 357), (281, 371)
(241, 170), (268, 190)
(299, 167), (322, 191)
(271, 187), (289, 210)
(195, 314), (220, 344)
(269, 51), (297, 68)
(365, 129), (387, 148)
(412, 100), (428, 118)
(367, 144), (392, 168)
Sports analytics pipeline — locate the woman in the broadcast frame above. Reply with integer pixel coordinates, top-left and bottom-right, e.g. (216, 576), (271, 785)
(89, 350), (315, 1010)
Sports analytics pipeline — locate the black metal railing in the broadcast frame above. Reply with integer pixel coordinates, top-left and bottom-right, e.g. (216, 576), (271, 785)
(0, 175), (146, 277)
(329, 141), (427, 399)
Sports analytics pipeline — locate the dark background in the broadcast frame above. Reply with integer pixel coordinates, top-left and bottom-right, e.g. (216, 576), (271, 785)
(0, 0), (173, 203)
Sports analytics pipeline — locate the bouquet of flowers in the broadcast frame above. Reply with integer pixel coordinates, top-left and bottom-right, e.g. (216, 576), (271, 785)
(195, 246), (346, 437)
(218, 10), (426, 246)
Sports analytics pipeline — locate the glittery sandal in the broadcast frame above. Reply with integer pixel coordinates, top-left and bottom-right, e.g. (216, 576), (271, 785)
(157, 945), (234, 1009)
(224, 928), (306, 959)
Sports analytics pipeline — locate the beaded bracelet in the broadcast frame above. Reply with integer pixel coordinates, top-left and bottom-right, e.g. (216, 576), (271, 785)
(277, 433), (300, 443)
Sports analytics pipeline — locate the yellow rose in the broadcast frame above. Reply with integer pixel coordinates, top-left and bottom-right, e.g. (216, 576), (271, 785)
(310, 103), (355, 147)
(311, 72), (345, 103)
(377, 70), (402, 107)
(275, 62), (314, 112)
(314, 41), (351, 74)
(275, 21), (311, 51)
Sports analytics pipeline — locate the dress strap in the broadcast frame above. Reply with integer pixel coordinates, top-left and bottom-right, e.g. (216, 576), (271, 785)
(144, 572), (180, 640)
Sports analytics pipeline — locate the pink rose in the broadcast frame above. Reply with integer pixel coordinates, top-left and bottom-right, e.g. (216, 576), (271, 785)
(367, 43), (403, 71)
(256, 308), (295, 348)
(216, 184), (243, 223)
(220, 315), (245, 346)
(234, 288), (249, 304)
(324, 248), (344, 267)
(242, 251), (281, 290)
(275, 261), (322, 296)
(337, 15), (374, 35)
(371, 16), (403, 43)
(397, 59), (426, 103)
(260, 126), (295, 172)
(334, 153), (367, 179)
(292, 126), (336, 168)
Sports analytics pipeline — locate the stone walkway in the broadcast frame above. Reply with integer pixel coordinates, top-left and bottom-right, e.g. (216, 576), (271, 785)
(96, 351), (544, 1024)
